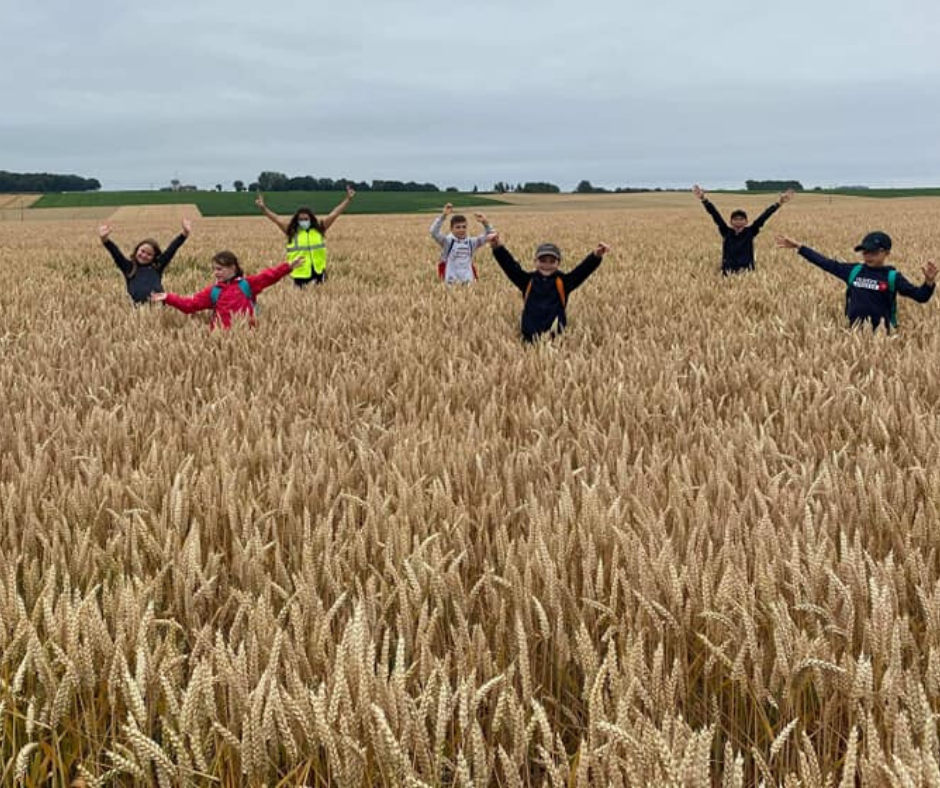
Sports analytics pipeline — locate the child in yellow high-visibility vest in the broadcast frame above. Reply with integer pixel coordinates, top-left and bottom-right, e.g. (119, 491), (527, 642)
(255, 186), (355, 286)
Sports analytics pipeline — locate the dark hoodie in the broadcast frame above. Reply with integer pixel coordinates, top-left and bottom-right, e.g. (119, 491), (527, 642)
(798, 246), (934, 330)
(492, 245), (603, 341)
(103, 234), (188, 304)
(702, 199), (779, 273)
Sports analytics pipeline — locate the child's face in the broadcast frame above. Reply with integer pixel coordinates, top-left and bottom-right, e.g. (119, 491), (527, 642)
(730, 216), (748, 233)
(451, 221), (468, 240)
(135, 244), (156, 265)
(862, 249), (889, 267)
(535, 253), (560, 277)
(213, 263), (237, 282)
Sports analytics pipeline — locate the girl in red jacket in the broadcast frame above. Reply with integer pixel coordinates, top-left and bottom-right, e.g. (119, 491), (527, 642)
(151, 250), (300, 328)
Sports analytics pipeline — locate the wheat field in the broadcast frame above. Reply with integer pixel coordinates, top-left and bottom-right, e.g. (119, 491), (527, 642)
(1, 195), (939, 787)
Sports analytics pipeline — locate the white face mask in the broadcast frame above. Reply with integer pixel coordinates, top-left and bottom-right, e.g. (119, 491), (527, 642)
(298, 219), (312, 230)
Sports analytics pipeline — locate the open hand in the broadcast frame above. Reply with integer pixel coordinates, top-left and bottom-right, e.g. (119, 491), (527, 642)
(149, 291), (168, 303)
(776, 236), (800, 250)
(779, 189), (795, 204)
(692, 184), (706, 201)
(98, 223), (112, 241)
(595, 242), (611, 258)
(287, 257), (304, 271)
(486, 231), (502, 248)
(923, 261), (938, 285)
(181, 218), (193, 236)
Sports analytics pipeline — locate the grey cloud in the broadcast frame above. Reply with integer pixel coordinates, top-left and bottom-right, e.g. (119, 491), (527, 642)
(4, 0), (939, 191)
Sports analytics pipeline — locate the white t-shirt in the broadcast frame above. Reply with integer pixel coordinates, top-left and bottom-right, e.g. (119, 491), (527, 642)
(430, 215), (492, 283)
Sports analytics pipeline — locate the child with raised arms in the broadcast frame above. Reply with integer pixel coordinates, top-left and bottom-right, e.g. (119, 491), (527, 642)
(776, 231), (936, 331)
(487, 232), (610, 342)
(430, 203), (494, 283)
(150, 251), (302, 329)
(99, 218), (192, 304)
(693, 185), (793, 274)
(255, 186), (355, 286)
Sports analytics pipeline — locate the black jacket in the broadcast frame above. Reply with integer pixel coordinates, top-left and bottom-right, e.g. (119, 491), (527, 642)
(702, 199), (779, 273)
(492, 245), (603, 341)
(798, 246), (934, 330)
(104, 234), (187, 304)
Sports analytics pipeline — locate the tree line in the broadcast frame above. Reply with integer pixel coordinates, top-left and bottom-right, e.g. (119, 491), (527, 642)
(0, 168), (806, 195)
(0, 171), (101, 193)
(745, 180), (803, 191)
(244, 174), (568, 194)
(240, 173), (442, 193)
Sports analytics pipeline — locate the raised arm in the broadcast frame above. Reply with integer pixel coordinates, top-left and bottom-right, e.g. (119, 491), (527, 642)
(430, 205), (450, 246)
(694, 185), (730, 235)
(750, 202), (782, 234)
(469, 212), (495, 250)
(98, 224), (133, 276)
(153, 286), (214, 314)
(320, 185), (356, 232)
(245, 261), (294, 294)
(156, 218), (192, 271)
(562, 243), (609, 292)
(897, 262), (937, 303)
(255, 194), (291, 235)
(488, 233), (529, 293)
(777, 236), (855, 282)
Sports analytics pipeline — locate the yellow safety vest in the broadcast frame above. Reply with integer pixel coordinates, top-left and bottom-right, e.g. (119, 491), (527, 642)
(287, 227), (327, 278)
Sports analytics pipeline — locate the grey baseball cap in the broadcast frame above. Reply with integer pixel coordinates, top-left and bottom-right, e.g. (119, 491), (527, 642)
(535, 243), (562, 260)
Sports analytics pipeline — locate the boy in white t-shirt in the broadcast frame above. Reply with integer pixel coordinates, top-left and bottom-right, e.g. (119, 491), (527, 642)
(429, 203), (494, 283)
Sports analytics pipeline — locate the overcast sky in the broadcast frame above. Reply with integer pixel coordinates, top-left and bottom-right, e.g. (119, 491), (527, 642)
(3, 0), (939, 191)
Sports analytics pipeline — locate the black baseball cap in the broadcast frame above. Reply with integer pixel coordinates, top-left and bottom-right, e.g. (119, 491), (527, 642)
(854, 231), (892, 252)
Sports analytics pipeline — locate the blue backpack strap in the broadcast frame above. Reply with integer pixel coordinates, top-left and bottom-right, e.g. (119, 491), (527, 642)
(887, 269), (898, 326)
(237, 278), (257, 312)
(211, 280), (256, 310)
(237, 278), (253, 302)
(845, 263), (864, 316)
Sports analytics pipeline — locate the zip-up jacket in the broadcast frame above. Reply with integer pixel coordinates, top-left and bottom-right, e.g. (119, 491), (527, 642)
(798, 246), (935, 330)
(103, 234), (187, 303)
(492, 245), (602, 341)
(163, 263), (292, 329)
(702, 199), (779, 273)
(430, 215), (493, 283)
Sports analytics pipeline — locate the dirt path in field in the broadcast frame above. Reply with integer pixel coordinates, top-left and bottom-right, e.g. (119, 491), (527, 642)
(107, 204), (202, 222)
(0, 202), (204, 224)
(0, 194), (41, 209)
(0, 206), (117, 223)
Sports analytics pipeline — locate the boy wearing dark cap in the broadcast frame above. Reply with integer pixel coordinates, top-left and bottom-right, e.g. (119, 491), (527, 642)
(693, 184), (794, 274)
(486, 232), (610, 342)
(776, 231), (937, 331)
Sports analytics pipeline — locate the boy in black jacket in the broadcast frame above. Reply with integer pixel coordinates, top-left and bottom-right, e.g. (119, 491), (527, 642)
(693, 184), (793, 274)
(776, 231), (936, 331)
(487, 232), (610, 342)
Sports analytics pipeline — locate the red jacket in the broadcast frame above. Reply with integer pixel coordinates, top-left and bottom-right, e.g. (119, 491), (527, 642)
(164, 263), (291, 329)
